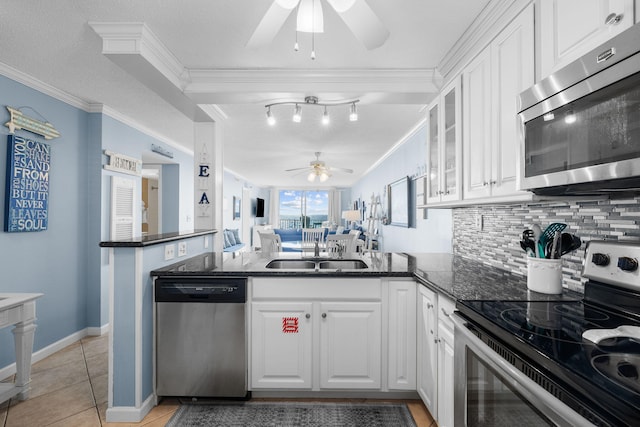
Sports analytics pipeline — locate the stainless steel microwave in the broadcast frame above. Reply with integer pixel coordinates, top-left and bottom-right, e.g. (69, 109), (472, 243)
(518, 23), (640, 196)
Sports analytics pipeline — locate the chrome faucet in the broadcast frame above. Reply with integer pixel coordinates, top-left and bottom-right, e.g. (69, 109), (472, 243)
(314, 241), (320, 257)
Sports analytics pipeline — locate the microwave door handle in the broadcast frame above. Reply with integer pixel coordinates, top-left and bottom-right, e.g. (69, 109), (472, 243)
(450, 314), (596, 427)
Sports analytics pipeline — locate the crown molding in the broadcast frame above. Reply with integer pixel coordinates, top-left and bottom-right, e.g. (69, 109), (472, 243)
(198, 104), (228, 122)
(89, 22), (189, 90)
(96, 104), (193, 156)
(0, 61), (89, 111)
(438, 0), (532, 80)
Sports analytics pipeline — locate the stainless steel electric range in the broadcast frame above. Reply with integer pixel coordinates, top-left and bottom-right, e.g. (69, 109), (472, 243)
(453, 241), (640, 426)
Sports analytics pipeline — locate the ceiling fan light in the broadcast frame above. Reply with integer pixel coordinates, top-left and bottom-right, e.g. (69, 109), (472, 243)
(322, 107), (330, 125)
(326, 0), (357, 13)
(307, 171), (316, 182)
(349, 102), (358, 121)
(266, 107), (276, 126)
(319, 171), (329, 182)
(293, 104), (302, 122)
(297, 0), (324, 33)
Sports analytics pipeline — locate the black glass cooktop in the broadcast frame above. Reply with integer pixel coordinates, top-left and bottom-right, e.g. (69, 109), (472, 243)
(457, 299), (640, 426)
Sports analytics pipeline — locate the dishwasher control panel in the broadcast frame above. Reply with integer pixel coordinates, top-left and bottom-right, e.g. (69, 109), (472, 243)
(154, 277), (247, 303)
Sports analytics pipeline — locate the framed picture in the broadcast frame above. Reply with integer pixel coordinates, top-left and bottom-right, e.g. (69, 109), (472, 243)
(233, 196), (241, 219)
(388, 176), (410, 227)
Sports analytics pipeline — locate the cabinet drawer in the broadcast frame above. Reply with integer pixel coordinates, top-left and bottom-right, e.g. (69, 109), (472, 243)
(252, 278), (382, 300)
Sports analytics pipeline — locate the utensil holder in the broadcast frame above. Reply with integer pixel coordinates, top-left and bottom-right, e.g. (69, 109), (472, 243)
(527, 257), (563, 294)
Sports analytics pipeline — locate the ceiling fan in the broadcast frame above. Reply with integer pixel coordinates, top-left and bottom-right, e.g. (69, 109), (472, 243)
(247, 0), (390, 51)
(286, 152), (354, 182)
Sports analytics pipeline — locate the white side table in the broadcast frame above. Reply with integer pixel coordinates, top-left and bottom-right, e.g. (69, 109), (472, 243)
(0, 293), (42, 404)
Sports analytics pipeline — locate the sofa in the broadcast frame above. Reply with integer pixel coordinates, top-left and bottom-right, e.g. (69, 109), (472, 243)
(222, 228), (246, 252)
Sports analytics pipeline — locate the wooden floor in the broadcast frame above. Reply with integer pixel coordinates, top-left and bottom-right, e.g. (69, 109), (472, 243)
(1, 334), (436, 426)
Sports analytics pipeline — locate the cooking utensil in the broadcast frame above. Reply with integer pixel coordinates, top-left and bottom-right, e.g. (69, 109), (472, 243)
(539, 223), (567, 256)
(531, 224), (543, 258)
(520, 239), (536, 257)
(560, 233), (581, 256)
(550, 230), (561, 259)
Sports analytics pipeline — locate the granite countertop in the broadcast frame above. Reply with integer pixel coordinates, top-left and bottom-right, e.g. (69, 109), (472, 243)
(100, 229), (216, 248)
(151, 251), (582, 303)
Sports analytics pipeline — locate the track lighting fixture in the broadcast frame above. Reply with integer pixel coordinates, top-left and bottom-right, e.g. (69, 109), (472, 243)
(265, 96), (359, 126)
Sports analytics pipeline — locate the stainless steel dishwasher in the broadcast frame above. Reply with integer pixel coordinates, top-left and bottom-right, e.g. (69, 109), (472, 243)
(155, 276), (248, 398)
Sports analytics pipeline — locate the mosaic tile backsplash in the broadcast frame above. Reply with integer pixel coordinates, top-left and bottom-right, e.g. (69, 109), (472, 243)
(452, 196), (640, 293)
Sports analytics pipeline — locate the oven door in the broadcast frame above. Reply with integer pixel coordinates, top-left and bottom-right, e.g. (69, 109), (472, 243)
(451, 314), (595, 427)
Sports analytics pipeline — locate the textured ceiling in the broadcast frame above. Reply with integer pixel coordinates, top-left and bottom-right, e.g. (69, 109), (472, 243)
(0, 0), (490, 187)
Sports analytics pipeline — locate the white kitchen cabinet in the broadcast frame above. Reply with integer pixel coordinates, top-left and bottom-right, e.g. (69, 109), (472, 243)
(436, 320), (455, 427)
(251, 302), (313, 389)
(463, 4), (534, 201)
(319, 302), (382, 389)
(425, 77), (462, 205)
(417, 286), (438, 416)
(539, 0), (635, 79)
(387, 280), (416, 390)
(250, 278), (383, 391)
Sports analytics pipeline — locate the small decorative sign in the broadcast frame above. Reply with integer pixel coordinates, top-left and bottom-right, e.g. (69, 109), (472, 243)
(5, 106), (60, 140)
(151, 144), (173, 159)
(282, 317), (299, 334)
(197, 143), (211, 218)
(5, 135), (50, 232)
(103, 150), (142, 176)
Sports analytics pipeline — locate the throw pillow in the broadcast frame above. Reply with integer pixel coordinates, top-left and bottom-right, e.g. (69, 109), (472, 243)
(222, 230), (232, 248)
(225, 229), (237, 246)
(231, 228), (242, 244)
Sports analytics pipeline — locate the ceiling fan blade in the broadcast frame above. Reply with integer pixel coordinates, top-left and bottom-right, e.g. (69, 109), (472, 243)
(246, 1), (298, 48)
(326, 0), (389, 50)
(285, 167), (310, 172)
(329, 166), (354, 174)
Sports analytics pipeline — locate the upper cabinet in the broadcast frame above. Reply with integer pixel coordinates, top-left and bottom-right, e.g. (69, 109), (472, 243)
(539, 0), (635, 79)
(425, 77), (462, 205)
(462, 4), (535, 201)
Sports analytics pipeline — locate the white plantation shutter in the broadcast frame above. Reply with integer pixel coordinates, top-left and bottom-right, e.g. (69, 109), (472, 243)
(111, 175), (136, 240)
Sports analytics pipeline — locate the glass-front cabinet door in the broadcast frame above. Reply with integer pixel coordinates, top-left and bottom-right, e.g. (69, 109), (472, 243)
(426, 76), (461, 204)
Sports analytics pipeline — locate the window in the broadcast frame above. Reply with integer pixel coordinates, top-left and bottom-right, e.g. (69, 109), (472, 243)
(278, 190), (328, 229)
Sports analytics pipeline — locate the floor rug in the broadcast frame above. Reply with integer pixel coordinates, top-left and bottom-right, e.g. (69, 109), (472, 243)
(165, 401), (417, 427)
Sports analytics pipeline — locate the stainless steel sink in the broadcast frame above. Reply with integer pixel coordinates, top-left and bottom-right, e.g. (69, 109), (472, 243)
(317, 259), (368, 270)
(265, 260), (317, 269)
(264, 259), (368, 270)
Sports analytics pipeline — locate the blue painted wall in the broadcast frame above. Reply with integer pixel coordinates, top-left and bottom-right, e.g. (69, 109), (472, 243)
(350, 125), (453, 253)
(0, 74), (90, 367)
(0, 71), (196, 371)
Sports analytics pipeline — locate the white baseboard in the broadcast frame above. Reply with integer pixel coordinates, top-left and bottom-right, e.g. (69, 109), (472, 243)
(106, 393), (155, 423)
(0, 324), (108, 380)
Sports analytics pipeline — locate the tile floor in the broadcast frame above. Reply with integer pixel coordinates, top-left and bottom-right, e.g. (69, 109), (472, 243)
(1, 335), (435, 426)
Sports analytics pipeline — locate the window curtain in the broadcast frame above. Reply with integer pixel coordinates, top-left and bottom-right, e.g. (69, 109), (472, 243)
(327, 189), (341, 228)
(269, 190), (279, 228)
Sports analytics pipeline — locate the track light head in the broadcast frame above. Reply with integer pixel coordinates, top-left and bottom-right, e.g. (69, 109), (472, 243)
(293, 104), (302, 123)
(349, 102), (358, 122)
(266, 107), (276, 126)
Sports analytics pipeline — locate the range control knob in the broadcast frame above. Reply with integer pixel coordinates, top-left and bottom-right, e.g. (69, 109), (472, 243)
(617, 257), (639, 272)
(591, 253), (610, 266)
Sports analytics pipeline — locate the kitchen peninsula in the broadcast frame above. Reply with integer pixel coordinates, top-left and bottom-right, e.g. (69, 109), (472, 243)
(150, 251), (580, 426)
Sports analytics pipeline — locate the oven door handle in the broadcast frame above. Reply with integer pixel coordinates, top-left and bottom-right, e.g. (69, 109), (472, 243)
(451, 313), (597, 427)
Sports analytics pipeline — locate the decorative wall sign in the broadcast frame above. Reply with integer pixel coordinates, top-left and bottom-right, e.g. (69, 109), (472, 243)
(4, 135), (50, 232)
(4, 106), (60, 140)
(103, 150), (142, 176)
(197, 143), (211, 218)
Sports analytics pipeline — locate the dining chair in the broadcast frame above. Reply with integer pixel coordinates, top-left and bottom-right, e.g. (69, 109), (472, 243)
(301, 228), (326, 253)
(326, 233), (356, 254)
(348, 229), (362, 253)
(258, 232), (282, 253)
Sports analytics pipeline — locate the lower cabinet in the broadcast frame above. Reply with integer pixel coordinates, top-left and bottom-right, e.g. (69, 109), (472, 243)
(250, 278), (383, 391)
(251, 302), (313, 389)
(417, 285), (456, 427)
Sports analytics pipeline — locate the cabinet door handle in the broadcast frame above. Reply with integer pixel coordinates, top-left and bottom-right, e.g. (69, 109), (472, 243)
(321, 313), (327, 318)
(305, 313), (311, 319)
(434, 338), (440, 344)
(605, 12), (623, 25)
(441, 308), (450, 317)
(426, 303), (433, 309)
